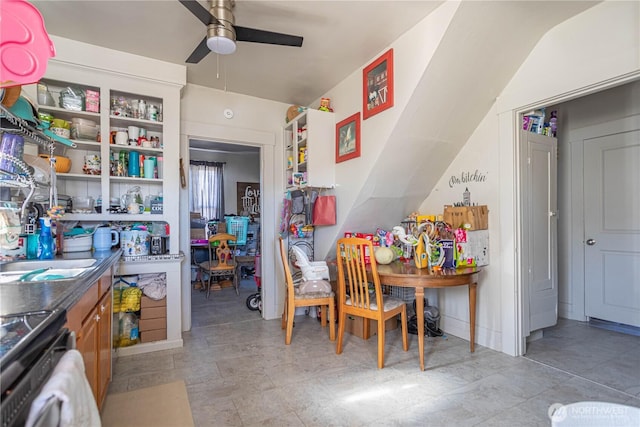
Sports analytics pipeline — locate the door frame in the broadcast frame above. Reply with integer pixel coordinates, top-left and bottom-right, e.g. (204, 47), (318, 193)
(566, 114), (640, 324)
(179, 120), (279, 331)
(512, 73), (640, 356)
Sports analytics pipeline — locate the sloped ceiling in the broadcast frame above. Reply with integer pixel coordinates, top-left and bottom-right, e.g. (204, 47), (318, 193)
(336, 0), (599, 249)
(30, 0), (442, 105)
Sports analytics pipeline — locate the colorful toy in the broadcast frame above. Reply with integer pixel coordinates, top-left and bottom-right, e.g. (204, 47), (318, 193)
(318, 97), (333, 112)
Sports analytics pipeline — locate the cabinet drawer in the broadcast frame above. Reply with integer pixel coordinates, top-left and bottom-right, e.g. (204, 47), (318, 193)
(98, 267), (113, 298)
(66, 281), (99, 332)
(139, 317), (166, 331)
(139, 306), (166, 319)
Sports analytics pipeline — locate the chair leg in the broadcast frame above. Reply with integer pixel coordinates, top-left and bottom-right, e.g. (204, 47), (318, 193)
(285, 300), (296, 345)
(377, 320), (385, 369)
(328, 298), (335, 341)
(320, 304), (327, 327)
(401, 308), (409, 351)
(281, 290), (288, 330)
(336, 310), (346, 355)
(206, 273), (212, 299)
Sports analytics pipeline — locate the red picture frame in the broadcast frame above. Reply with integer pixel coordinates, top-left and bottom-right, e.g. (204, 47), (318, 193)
(363, 48), (394, 120)
(335, 112), (361, 163)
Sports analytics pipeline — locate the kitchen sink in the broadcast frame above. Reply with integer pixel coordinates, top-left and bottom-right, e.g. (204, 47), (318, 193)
(0, 258), (97, 272)
(0, 258), (97, 284)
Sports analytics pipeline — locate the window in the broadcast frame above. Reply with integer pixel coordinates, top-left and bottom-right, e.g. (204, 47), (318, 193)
(189, 161), (224, 220)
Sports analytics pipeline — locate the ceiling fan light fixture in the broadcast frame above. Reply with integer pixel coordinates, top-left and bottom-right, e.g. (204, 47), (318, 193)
(206, 1), (236, 55)
(207, 34), (236, 55)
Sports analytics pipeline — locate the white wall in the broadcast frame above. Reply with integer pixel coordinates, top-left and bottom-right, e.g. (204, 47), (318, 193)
(189, 150), (260, 216)
(310, 1), (461, 259)
(420, 1), (640, 355)
(179, 84), (289, 328)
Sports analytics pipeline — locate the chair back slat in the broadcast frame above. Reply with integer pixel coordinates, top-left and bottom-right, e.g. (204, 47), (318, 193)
(336, 238), (383, 313)
(208, 233), (237, 269)
(278, 237), (295, 295)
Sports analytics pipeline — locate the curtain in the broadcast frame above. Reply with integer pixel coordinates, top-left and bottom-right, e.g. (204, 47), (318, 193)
(189, 161), (225, 220)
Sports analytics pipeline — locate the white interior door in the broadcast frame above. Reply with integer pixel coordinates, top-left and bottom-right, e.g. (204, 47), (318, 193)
(523, 131), (558, 333)
(584, 130), (640, 327)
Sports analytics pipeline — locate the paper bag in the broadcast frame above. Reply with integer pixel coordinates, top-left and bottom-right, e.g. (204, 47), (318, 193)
(312, 195), (336, 225)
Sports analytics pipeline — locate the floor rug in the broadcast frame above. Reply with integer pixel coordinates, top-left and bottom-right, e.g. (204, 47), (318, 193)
(101, 380), (194, 427)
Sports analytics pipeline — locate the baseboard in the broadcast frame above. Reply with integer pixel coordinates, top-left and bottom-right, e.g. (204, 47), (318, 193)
(588, 318), (640, 337)
(114, 338), (184, 357)
(440, 314), (502, 353)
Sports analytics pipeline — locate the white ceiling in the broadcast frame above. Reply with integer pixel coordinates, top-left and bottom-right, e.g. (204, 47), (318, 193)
(31, 0), (443, 106)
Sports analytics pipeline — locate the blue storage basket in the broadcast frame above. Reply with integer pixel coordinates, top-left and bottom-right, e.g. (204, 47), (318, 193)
(225, 216), (250, 245)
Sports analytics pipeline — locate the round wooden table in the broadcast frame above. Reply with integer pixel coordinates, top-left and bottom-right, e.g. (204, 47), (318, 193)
(370, 261), (481, 371)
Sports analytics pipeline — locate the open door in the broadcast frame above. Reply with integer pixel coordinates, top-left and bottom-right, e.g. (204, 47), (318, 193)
(584, 129), (640, 327)
(522, 130), (558, 335)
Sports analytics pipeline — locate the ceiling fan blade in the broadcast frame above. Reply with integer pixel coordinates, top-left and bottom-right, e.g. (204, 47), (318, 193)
(186, 37), (211, 63)
(178, 0), (220, 26)
(234, 26), (303, 47)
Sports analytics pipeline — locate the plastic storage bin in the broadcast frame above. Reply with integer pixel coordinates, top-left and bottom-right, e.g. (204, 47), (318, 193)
(225, 216), (249, 245)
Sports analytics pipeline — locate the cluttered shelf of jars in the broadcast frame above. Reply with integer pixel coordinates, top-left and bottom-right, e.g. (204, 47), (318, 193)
(38, 83), (165, 220)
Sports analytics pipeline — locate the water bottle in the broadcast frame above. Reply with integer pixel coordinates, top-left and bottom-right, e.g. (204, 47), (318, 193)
(38, 217), (54, 260)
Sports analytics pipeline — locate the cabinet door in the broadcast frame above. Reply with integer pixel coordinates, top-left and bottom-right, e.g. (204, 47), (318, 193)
(97, 288), (112, 409)
(77, 306), (99, 402)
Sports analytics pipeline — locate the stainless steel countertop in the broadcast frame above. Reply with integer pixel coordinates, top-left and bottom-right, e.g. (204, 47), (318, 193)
(0, 250), (122, 316)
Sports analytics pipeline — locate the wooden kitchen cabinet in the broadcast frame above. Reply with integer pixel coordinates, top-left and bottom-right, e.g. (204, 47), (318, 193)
(66, 267), (113, 411)
(76, 304), (98, 399)
(97, 288), (112, 407)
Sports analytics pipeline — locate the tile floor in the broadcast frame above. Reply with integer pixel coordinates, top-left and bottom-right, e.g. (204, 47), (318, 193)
(109, 279), (640, 426)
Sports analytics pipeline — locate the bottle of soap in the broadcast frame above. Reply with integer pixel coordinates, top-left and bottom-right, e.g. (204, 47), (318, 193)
(38, 217), (54, 260)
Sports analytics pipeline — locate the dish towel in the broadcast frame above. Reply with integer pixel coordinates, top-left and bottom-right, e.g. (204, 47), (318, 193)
(25, 349), (101, 427)
(138, 273), (167, 300)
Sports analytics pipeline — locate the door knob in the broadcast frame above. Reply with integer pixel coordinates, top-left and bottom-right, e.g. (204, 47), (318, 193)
(586, 239), (596, 246)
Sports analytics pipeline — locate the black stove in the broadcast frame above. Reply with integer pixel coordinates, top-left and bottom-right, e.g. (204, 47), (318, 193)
(1, 309), (68, 426)
(0, 310), (65, 370)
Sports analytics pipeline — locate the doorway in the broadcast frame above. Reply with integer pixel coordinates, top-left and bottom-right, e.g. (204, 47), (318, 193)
(187, 139), (262, 326)
(520, 80), (640, 352)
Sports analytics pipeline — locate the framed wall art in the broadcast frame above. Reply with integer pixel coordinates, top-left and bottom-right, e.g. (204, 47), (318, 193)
(237, 182), (260, 217)
(336, 112), (361, 163)
(363, 48), (394, 120)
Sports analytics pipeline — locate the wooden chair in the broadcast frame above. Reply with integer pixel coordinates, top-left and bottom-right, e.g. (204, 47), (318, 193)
(198, 233), (238, 298)
(279, 237), (335, 344)
(335, 237), (409, 368)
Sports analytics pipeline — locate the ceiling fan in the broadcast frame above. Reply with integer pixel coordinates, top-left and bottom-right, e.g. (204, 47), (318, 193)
(179, 0), (304, 63)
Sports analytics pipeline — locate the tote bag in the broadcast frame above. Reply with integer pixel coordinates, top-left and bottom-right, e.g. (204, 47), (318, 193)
(312, 195), (336, 226)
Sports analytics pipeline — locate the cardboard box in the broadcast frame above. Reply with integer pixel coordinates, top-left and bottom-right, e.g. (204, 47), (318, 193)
(141, 296), (166, 309)
(139, 317), (167, 331)
(190, 228), (206, 240)
(139, 306), (166, 320)
(140, 329), (167, 343)
(443, 205), (488, 230)
(344, 315), (398, 340)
